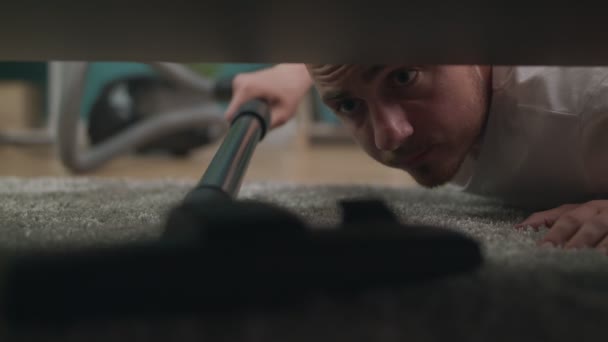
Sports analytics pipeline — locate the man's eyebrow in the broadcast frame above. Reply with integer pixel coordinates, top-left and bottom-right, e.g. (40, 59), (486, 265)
(322, 90), (352, 102)
(320, 65), (385, 102)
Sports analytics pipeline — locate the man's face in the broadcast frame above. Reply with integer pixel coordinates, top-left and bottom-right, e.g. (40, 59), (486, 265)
(308, 65), (489, 187)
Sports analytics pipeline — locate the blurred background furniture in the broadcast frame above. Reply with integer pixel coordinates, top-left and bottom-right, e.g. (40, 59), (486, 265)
(0, 62), (55, 145)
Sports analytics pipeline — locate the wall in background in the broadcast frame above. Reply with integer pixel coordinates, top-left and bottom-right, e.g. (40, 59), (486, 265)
(0, 62), (47, 130)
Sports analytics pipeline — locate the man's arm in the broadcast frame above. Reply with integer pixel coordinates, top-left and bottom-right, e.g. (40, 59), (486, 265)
(514, 76), (608, 254)
(224, 64), (313, 129)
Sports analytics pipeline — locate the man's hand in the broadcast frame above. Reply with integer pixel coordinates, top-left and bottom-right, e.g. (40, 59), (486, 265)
(515, 200), (608, 254)
(224, 63), (313, 129)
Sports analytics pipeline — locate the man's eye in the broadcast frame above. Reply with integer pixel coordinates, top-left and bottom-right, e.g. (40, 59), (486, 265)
(390, 69), (418, 87)
(337, 99), (361, 114)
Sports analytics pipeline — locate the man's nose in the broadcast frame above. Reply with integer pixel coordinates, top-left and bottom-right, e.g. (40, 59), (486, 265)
(370, 103), (413, 151)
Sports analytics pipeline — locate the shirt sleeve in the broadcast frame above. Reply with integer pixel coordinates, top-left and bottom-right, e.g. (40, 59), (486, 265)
(580, 77), (608, 192)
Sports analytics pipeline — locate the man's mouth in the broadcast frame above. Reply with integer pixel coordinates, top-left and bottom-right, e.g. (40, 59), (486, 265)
(400, 146), (434, 167)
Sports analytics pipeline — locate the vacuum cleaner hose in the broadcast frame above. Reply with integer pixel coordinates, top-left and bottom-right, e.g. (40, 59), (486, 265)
(57, 62), (231, 173)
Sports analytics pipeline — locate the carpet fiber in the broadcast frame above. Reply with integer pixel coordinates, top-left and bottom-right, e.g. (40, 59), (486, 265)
(0, 177), (607, 341)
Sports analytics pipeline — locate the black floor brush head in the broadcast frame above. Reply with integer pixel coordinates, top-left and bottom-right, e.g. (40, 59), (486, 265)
(1, 198), (482, 329)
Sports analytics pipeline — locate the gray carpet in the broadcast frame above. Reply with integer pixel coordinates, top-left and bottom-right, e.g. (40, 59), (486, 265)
(0, 177), (607, 341)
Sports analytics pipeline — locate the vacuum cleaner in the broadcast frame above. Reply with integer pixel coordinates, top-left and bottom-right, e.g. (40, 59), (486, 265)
(0, 94), (483, 328)
(57, 62), (233, 173)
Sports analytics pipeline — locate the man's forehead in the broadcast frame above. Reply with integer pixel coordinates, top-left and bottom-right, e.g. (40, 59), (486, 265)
(306, 64), (387, 83)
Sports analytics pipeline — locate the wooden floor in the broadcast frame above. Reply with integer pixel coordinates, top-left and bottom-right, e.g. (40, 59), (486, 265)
(0, 81), (418, 187)
(0, 137), (418, 187)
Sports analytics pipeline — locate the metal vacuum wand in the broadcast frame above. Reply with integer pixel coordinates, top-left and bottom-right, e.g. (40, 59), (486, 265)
(190, 99), (270, 198)
(162, 99), (271, 240)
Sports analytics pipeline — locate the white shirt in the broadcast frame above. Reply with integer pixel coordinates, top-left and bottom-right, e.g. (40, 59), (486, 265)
(451, 66), (608, 208)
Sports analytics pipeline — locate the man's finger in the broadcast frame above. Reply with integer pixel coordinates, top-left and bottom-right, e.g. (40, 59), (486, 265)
(271, 113), (287, 128)
(224, 90), (247, 122)
(564, 218), (608, 249)
(270, 104), (292, 128)
(516, 204), (578, 229)
(597, 235), (608, 255)
(540, 219), (579, 247)
(538, 208), (595, 246)
(224, 74), (263, 121)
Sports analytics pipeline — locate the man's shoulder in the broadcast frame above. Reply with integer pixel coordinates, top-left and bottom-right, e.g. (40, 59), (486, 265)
(491, 66), (608, 116)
